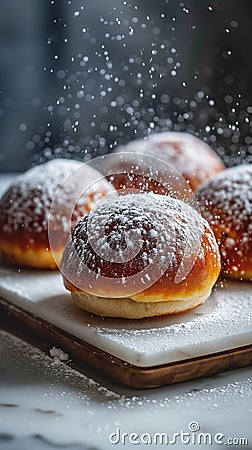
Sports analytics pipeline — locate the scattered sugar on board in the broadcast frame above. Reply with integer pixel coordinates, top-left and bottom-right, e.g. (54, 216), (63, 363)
(87, 281), (252, 355)
(49, 346), (70, 363)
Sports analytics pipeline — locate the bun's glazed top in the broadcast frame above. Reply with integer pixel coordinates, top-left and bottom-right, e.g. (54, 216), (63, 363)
(1, 160), (81, 234)
(62, 193), (220, 300)
(0, 159), (115, 250)
(113, 132), (225, 191)
(197, 164), (252, 279)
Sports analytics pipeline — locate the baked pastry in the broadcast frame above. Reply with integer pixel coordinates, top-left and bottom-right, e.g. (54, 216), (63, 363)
(110, 132), (225, 192)
(61, 193), (220, 318)
(0, 159), (115, 269)
(197, 165), (252, 280)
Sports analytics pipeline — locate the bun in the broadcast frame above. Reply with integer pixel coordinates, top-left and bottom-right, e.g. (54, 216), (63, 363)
(0, 159), (114, 269)
(197, 165), (252, 280)
(111, 132), (225, 192)
(61, 193), (220, 318)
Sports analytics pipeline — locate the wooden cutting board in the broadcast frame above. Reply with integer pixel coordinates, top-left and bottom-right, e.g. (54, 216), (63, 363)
(0, 257), (251, 388)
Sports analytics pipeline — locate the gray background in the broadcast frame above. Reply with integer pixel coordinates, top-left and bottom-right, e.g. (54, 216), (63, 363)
(0, 0), (251, 172)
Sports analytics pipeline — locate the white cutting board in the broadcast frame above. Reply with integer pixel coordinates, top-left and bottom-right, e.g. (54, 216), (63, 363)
(0, 256), (251, 367)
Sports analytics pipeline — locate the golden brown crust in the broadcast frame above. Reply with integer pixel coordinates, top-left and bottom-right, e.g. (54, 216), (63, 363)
(0, 159), (115, 269)
(196, 165), (252, 280)
(62, 193), (220, 318)
(0, 242), (61, 269)
(112, 132), (225, 192)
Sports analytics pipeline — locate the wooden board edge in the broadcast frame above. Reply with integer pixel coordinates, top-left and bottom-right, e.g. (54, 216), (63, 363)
(0, 298), (252, 389)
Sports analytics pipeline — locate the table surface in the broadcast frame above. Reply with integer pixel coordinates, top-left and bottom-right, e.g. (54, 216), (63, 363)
(0, 173), (251, 450)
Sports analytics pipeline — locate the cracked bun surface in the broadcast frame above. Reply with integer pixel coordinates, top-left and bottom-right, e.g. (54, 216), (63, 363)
(62, 193), (220, 318)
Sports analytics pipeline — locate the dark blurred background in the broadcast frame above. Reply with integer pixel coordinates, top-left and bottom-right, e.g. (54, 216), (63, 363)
(0, 0), (252, 172)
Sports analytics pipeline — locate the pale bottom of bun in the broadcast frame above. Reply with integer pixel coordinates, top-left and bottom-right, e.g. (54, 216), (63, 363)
(0, 242), (62, 269)
(71, 288), (213, 319)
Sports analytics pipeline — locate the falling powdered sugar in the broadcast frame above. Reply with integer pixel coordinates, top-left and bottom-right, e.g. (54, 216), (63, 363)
(0, 159), (83, 235)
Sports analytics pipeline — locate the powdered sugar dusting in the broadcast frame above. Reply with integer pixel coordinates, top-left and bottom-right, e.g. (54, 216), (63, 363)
(114, 132), (225, 190)
(197, 165), (252, 270)
(86, 280), (252, 359)
(1, 330), (252, 448)
(0, 159), (82, 235)
(198, 165), (252, 230)
(49, 346), (70, 364)
(0, 159), (114, 240)
(62, 192), (211, 296)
